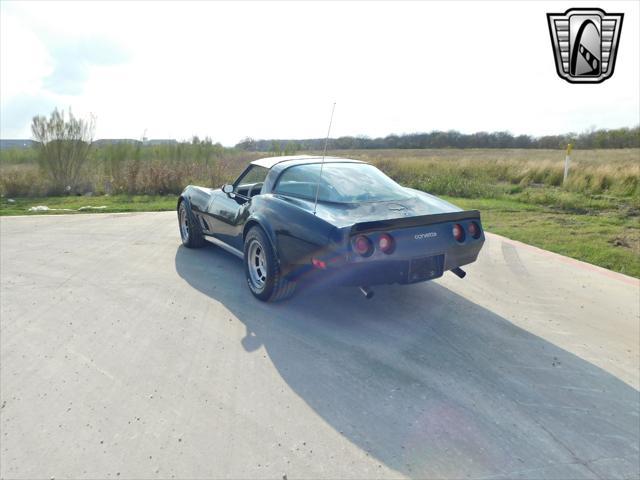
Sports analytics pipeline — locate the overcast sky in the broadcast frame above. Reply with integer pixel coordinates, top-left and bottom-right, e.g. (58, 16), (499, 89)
(1, 1), (639, 145)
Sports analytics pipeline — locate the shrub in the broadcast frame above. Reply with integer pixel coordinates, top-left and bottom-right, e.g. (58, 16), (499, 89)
(31, 108), (95, 193)
(0, 165), (45, 197)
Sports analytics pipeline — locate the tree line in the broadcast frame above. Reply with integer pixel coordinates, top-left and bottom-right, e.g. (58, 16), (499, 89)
(235, 126), (640, 152)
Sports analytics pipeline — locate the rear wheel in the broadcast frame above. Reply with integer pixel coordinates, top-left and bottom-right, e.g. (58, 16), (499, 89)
(178, 201), (205, 248)
(244, 226), (296, 302)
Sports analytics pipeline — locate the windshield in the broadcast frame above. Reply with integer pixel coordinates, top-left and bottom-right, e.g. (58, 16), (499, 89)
(274, 163), (412, 203)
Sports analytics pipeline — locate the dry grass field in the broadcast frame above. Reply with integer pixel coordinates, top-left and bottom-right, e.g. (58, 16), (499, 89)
(333, 148), (640, 200)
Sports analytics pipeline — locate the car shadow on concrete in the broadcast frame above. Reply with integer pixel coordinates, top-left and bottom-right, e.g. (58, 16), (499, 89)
(175, 244), (640, 479)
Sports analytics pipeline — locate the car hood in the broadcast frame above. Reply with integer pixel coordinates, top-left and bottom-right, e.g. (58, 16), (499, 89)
(277, 189), (462, 228)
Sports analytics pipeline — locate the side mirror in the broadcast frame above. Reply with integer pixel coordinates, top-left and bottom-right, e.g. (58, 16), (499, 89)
(222, 184), (234, 194)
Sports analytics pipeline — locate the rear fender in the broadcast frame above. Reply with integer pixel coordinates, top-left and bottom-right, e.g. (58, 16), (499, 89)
(243, 215), (279, 262)
(243, 195), (337, 273)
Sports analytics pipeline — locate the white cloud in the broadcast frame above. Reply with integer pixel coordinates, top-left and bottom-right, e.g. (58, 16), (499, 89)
(1, 1), (638, 144)
(0, 11), (52, 99)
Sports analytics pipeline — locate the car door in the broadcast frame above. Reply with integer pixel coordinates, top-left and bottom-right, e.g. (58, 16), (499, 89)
(208, 165), (268, 250)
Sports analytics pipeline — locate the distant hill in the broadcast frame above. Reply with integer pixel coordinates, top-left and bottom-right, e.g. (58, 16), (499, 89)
(143, 139), (178, 146)
(0, 139), (36, 150)
(0, 138), (179, 149)
(235, 126), (640, 151)
(93, 139), (179, 146)
(93, 139), (141, 146)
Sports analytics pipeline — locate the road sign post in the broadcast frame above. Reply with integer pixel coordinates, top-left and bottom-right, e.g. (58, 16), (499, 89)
(563, 143), (574, 184)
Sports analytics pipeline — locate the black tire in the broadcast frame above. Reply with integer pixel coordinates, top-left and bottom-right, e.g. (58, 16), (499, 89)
(244, 226), (296, 302)
(178, 201), (205, 248)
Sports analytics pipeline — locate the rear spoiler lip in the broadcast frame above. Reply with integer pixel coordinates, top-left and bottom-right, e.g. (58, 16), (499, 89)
(350, 210), (481, 235)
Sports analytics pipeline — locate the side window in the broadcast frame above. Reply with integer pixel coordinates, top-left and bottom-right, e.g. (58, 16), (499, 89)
(274, 165), (319, 200)
(235, 166), (269, 196)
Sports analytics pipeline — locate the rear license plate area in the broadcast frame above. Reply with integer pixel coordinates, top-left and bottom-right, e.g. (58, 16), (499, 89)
(408, 254), (444, 282)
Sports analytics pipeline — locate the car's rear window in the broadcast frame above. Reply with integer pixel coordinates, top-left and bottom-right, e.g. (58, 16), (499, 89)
(274, 163), (412, 203)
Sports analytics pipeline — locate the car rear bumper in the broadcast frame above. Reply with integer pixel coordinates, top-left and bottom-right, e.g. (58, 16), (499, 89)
(287, 239), (484, 286)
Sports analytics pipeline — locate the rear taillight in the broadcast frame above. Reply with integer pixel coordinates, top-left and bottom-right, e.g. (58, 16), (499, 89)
(378, 233), (395, 254)
(352, 235), (373, 257)
(468, 221), (481, 239)
(453, 223), (465, 242)
(311, 257), (327, 269)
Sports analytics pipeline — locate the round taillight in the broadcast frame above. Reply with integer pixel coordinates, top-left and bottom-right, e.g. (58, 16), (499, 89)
(353, 235), (373, 257)
(378, 233), (395, 254)
(468, 221), (481, 239)
(452, 224), (465, 242)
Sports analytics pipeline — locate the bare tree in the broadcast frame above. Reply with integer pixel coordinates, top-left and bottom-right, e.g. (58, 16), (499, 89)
(31, 108), (96, 193)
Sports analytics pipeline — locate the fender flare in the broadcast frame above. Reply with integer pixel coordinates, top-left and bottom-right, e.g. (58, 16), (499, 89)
(243, 215), (280, 264)
(178, 195), (200, 227)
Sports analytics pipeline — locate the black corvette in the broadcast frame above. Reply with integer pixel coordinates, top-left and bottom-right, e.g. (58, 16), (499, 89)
(178, 155), (485, 301)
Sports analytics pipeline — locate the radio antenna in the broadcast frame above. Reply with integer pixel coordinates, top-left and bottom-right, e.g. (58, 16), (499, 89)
(313, 102), (336, 215)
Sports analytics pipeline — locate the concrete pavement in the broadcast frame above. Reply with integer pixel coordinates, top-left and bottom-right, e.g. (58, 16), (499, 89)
(1, 211), (638, 479)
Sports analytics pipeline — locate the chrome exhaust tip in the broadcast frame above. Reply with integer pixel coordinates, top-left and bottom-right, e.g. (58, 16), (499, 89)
(451, 267), (466, 279)
(359, 286), (374, 299)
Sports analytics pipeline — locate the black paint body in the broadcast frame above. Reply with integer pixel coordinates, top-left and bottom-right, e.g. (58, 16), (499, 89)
(178, 156), (485, 286)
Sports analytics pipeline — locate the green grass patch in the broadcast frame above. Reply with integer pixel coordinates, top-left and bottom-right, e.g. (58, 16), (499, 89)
(444, 196), (640, 278)
(0, 195), (177, 216)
